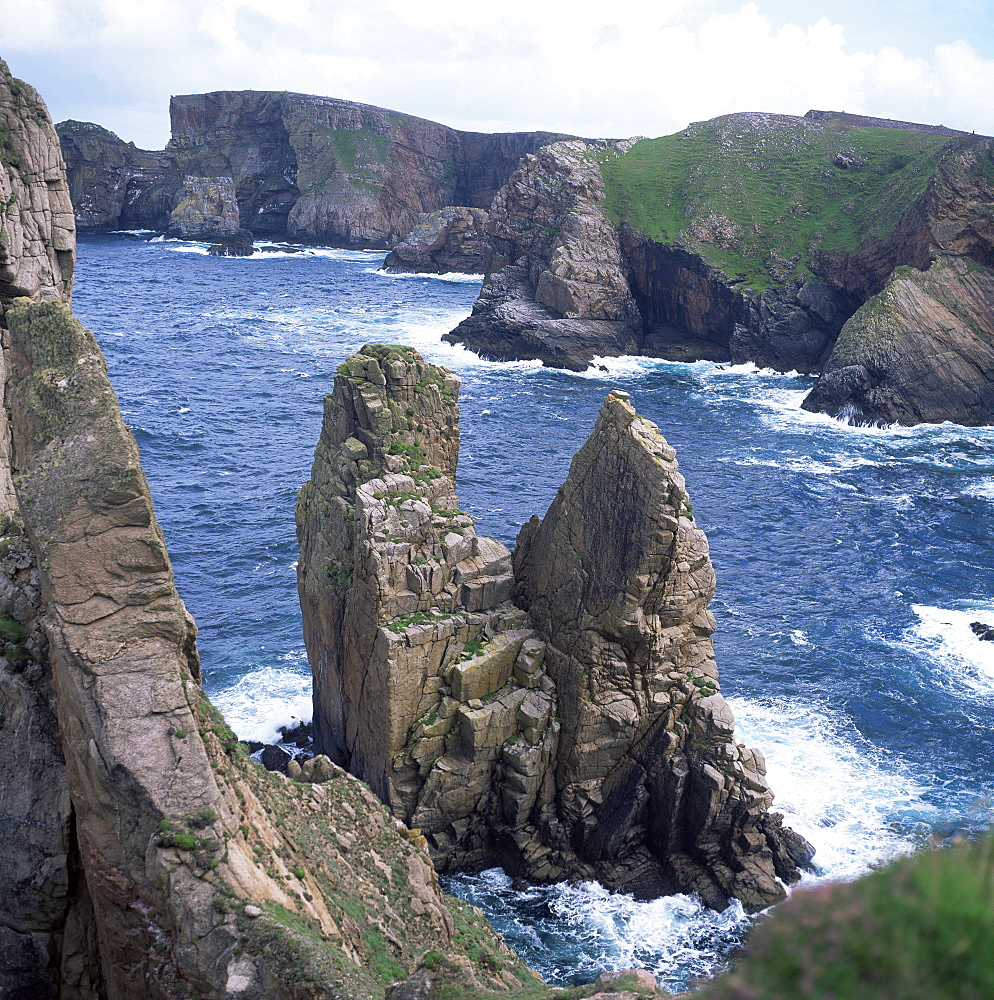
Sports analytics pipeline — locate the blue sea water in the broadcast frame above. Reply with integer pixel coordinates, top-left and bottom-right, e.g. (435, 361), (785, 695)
(73, 233), (994, 992)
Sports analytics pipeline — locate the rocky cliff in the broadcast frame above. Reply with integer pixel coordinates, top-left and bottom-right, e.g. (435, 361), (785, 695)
(59, 92), (571, 248)
(447, 111), (994, 425)
(297, 346), (812, 913)
(801, 256), (994, 424)
(443, 140), (642, 370)
(1, 60), (585, 1000)
(56, 120), (174, 231)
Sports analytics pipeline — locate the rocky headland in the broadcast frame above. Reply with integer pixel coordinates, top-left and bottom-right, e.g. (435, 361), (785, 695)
(445, 112), (994, 425)
(296, 345), (813, 913)
(56, 92), (571, 248)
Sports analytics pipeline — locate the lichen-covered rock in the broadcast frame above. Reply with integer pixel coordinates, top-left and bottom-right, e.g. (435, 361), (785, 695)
(299, 347), (812, 911)
(444, 139), (642, 370)
(382, 207), (488, 274)
(802, 256), (994, 425)
(296, 345), (554, 871)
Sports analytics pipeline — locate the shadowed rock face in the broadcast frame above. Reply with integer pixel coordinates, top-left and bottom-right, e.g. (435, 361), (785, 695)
(1, 61), (548, 1000)
(56, 120), (175, 231)
(298, 347), (813, 913)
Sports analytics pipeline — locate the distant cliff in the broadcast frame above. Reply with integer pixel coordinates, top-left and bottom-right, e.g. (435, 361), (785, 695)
(446, 112), (994, 426)
(57, 92), (571, 247)
(297, 345), (813, 914)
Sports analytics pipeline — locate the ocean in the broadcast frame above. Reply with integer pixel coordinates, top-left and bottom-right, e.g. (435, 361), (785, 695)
(73, 232), (994, 993)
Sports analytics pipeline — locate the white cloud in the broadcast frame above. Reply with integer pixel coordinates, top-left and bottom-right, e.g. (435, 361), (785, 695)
(2, 0), (994, 147)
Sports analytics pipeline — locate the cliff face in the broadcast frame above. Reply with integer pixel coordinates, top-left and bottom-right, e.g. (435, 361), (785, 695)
(447, 110), (994, 424)
(2, 61), (560, 1000)
(297, 346), (812, 913)
(59, 91), (571, 248)
(56, 120), (174, 231)
(801, 256), (994, 424)
(443, 140), (642, 369)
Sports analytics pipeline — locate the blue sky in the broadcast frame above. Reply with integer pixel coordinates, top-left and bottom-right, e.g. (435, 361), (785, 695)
(3, 0), (993, 147)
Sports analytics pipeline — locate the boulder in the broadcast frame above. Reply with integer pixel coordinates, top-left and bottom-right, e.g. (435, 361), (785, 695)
(383, 207), (489, 274)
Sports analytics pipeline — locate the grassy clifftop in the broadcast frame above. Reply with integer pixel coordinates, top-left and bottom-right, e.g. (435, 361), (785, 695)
(597, 113), (953, 291)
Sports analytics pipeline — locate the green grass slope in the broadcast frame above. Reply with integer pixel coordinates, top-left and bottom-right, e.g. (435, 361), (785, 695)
(698, 834), (994, 1000)
(597, 113), (951, 291)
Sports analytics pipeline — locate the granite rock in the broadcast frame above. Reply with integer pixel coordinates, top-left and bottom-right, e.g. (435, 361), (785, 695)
(298, 349), (812, 911)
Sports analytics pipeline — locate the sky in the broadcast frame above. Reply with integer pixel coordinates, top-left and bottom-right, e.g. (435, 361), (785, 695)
(2, 0), (993, 148)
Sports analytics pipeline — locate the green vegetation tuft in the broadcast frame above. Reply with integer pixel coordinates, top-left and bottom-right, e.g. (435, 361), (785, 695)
(596, 116), (953, 291)
(701, 834), (994, 1000)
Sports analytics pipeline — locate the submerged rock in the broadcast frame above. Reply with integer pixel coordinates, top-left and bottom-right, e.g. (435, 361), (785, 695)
(971, 621), (994, 642)
(298, 346), (813, 912)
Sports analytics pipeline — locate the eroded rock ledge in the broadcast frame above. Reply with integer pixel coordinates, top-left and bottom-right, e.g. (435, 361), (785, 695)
(297, 345), (813, 913)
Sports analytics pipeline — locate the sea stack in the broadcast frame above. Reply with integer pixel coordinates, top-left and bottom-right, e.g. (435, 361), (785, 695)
(297, 345), (813, 912)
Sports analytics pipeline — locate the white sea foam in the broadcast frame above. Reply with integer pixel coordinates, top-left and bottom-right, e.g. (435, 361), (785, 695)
(444, 867), (752, 991)
(447, 695), (931, 989)
(902, 604), (994, 695)
(368, 267), (484, 283)
(965, 476), (994, 501)
(730, 697), (933, 880)
(209, 661), (312, 744)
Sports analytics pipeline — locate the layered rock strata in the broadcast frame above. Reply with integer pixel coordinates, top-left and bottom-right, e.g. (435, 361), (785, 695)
(1, 60), (551, 1000)
(443, 140), (642, 370)
(59, 91), (571, 247)
(382, 207), (488, 274)
(802, 256), (994, 424)
(297, 345), (812, 912)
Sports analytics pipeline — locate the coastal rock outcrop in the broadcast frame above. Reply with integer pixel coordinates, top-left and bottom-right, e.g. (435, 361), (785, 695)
(297, 345), (812, 912)
(448, 110), (994, 424)
(60, 91), (571, 247)
(382, 207), (488, 274)
(165, 175), (255, 255)
(55, 120), (174, 231)
(1, 60), (551, 1000)
(443, 139), (642, 370)
(801, 256), (994, 424)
